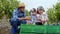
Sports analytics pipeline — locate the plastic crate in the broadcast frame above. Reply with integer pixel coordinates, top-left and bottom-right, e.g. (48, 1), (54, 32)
(20, 24), (60, 34)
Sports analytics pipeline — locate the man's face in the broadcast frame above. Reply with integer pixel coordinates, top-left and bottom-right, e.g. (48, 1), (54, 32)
(19, 7), (25, 12)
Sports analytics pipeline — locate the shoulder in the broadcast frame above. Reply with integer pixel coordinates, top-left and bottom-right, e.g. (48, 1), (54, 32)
(13, 8), (18, 13)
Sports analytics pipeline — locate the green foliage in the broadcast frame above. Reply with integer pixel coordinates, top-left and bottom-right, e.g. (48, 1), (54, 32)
(47, 2), (60, 23)
(0, 11), (4, 19)
(25, 10), (30, 16)
(54, 2), (60, 21)
(47, 8), (57, 22)
(0, 0), (19, 19)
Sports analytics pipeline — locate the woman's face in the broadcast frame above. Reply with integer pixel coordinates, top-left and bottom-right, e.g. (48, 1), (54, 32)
(38, 9), (43, 14)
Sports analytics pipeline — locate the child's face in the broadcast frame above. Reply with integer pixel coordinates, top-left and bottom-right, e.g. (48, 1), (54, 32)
(32, 12), (36, 15)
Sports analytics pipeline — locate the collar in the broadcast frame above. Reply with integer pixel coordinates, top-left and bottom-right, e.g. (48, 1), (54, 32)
(17, 8), (24, 13)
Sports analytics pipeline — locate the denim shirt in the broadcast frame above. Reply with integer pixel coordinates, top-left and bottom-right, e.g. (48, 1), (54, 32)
(10, 8), (26, 21)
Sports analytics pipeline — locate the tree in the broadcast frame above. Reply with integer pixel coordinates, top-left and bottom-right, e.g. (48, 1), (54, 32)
(54, 2), (60, 21)
(47, 8), (57, 22)
(25, 10), (30, 16)
(0, 0), (19, 19)
(47, 2), (60, 23)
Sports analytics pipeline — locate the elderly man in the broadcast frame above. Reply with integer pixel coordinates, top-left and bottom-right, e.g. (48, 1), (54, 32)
(10, 2), (29, 34)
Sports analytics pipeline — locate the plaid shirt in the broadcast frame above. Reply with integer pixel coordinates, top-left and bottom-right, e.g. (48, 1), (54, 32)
(10, 8), (26, 21)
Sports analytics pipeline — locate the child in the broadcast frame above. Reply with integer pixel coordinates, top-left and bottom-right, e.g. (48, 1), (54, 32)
(36, 6), (48, 25)
(29, 8), (37, 24)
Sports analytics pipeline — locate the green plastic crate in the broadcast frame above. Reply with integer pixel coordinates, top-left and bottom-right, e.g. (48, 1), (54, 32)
(20, 24), (60, 34)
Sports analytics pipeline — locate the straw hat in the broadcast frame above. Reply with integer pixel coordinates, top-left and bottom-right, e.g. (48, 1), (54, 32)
(18, 2), (25, 7)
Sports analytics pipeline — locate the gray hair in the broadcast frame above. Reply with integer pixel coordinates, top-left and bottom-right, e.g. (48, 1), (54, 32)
(37, 6), (45, 12)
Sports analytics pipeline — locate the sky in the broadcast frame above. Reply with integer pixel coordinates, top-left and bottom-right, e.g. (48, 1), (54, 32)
(19, 0), (58, 11)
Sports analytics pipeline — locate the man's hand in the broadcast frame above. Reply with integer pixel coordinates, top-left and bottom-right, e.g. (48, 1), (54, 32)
(19, 17), (31, 20)
(19, 18), (25, 20)
(25, 17), (31, 20)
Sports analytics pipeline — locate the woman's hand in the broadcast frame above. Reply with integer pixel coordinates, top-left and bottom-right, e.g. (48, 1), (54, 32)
(37, 18), (41, 21)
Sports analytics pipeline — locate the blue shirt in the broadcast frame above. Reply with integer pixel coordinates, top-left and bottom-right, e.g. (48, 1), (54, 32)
(10, 8), (26, 21)
(31, 15), (37, 23)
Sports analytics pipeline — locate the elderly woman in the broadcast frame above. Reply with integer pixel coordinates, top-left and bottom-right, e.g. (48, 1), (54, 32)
(36, 6), (48, 25)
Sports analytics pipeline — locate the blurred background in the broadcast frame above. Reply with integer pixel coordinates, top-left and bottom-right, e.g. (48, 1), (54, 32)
(0, 0), (60, 34)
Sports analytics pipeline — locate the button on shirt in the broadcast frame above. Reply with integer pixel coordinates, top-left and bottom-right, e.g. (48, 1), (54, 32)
(10, 9), (26, 21)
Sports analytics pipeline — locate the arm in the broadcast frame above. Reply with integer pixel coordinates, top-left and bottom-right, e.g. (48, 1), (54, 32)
(12, 10), (20, 21)
(36, 14), (42, 21)
(13, 10), (27, 20)
(41, 14), (48, 22)
(13, 10), (31, 21)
